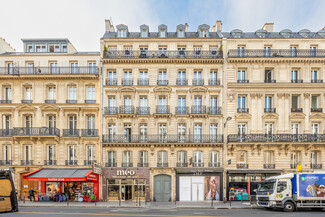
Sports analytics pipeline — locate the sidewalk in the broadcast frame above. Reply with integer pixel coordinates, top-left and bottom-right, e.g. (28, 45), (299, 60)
(18, 200), (259, 209)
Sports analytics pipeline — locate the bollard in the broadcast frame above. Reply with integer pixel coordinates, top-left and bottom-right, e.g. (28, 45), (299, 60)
(241, 192), (243, 204)
(95, 199), (96, 206)
(230, 198), (232, 207)
(67, 195), (69, 206)
(23, 195), (25, 204)
(119, 195), (121, 207)
(139, 197), (141, 207)
(211, 198), (213, 207)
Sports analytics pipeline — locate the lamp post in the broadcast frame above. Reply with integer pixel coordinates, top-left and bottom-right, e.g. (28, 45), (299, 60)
(222, 116), (232, 202)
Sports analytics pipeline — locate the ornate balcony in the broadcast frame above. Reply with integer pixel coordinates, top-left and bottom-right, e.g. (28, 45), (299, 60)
(192, 78), (204, 86)
(119, 105), (135, 114)
(122, 78), (133, 86)
(137, 163), (149, 167)
(65, 160), (78, 166)
(66, 100), (77, 104)
(291, 108), (303, 112)
(0, 129), (13, 137)
(191, 106), (207, 114)
(122, 162), (133, 167)
(85, 100), (96, 104)
(209, 162), (220, 167)
(228, 49), (325, 58)
(176, 162), (188, 167)
(0, 100), (12, 104)
(0, 160), (12, 165)
(156, 105), (170, 114)
(175, 106), (189, 115)
(237, 80), (249, 83)
(104, 107), (118, 115)
(44, 160), (57, 166)
(264, 108), (276, 113)
(192, 162), (204, 167)
(237, 108), (249, 113)
(138, 78), (149, 86)
(45, 100), (56, 104)
(21, 160), (33, 165)
(208, 107), (222, 115)
(311, 108), (323, 112)
(157, 80), (168, 85)
(311, 79), (323, 83)
(177, 79), (188, 86)
(228, 134), (325, 143)
(0, 66), (99, 75)
(106, 78), (117, 86)
(105, 162), (117, 167)
(81, 129), (98, 137)
(209, 79), (220, 85)
(157, 163), (168, 167)
(310, 164), (322, 169)
(63, 129), (79, 137)
(291, 79), (303, 83)
(84, 160), (97, 166)
(264, 164), (275, 169)
(13, 127), (59, 136)
(237, 163), (248, 169)
(136, 107), (150, 115)
(21, 100), (33, 104)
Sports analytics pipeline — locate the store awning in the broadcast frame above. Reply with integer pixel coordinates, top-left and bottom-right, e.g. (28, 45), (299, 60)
(227, 169), (283, 174)
(23, 168), (98, 182)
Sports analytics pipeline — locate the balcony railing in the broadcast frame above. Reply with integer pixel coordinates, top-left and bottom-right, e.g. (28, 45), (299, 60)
(311, 79), (323, 83)
(237, 108), (249, 113)
(157, 80), (168, 85)
(228, 134), (325, 143)
(0, 66), (99, 75)
(21, 160), (33, 165)
(237, 163), (248, 169)
(228, 49), (325, 58)
(45, 100), (56, 104)
(311, 108), (323, 112)
(192, 162), (204, 167)
(21, 100), (32, 104)
(310, 164), (322, 169)
(102, 134), (223, 143)
(66, 160), (78, 166)
(119, 105), (135, 114)
(264, 164), (275, 169)
(85, 100), (96, 104)
(177, 79), (188, 86)
(264, 79), (276, 83)
(208, 107), (222, 115)
(264, 108), (276, 113)
(156, 105), (170, 114)
(122, 78), (133, 86)
(191, 106), (207, 114)
(175, 107), (189, 115)
(176, 162), (188, 167)
(209, 162), (220, 167)
(66, 100), (77, 104)
(290, 164), (297, 169)
(137, 163), (149, 167)
(13, 127), (60, 136)
(192, 78), (204, 86)
(105, 162), (117, 167)
(103, 50), (223, 59)
(106, 78), (117, 86)
(291, 79), (303, 83)
(157, 163), (168, 167)
(0, 160), (12, 165)
(138, 78), (149, 86)
(0, 100), (12, 104)
(104, 107), (118, 115)
(62, 129), (79, 137)
(136, 107), (150, 115)
(84, 160), (97, 166)
(209, 79), (220, 85)
(122, 162), (133, 167)
(237, 80), (249, 83)
(0, 129), (13, 137)
(291, 108), (303, 112)
(81, 129), (98, 137)
(44, 160), (57, 166)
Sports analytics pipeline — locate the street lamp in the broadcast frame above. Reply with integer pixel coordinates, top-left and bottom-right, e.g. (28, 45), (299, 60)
(222, 116), (232, 202)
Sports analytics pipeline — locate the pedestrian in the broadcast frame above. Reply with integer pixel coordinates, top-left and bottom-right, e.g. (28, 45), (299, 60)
(29, 188), (35, 201)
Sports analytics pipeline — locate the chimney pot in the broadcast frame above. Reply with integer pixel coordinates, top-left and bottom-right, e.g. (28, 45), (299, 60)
(262, 23), (274, 32)
(185, 23), (188, 32)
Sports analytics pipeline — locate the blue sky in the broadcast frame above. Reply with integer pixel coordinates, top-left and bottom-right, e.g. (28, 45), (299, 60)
(0, 0), (324, 51)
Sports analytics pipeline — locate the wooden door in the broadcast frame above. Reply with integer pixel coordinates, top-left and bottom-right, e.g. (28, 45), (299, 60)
(20, 173), (39, 199)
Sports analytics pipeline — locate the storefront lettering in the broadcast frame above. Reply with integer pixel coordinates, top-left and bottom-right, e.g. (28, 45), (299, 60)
(116, 170), (135, 176)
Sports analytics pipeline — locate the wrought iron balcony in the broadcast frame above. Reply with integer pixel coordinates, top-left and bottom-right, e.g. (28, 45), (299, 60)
(264, 164), (275, 169)
(209, 162), (220, 167)
(104, 107), (118, 115)
(85, 100), (96, 104)
(191, 106), (207, 114)
(106, 78), (117, 86)
(237, 80), (249, 83)
(138, 78), (149, 86)
(264, 79), (276, 83)
(310, 164), (322, 169)
(0, 100), (12, 104)
(291, 79), (303, 83)
(228, 49), (325, 58)
(65, 160), (78, 166)
(122, 162), (133, 167)
(177, 78), (188, 85)
(209, 79), (220, 85)
(175, 107), (189, 115)
(45, 100), (56, 104)
(66, 100), (77, 104)
(0, 66), (99, 75)
(237, 108), (249, 113)
(311, 108), (323, 112)
(192, 162), (204, 167)
(13, 127), (60, 136)
(264, 108), (276, 113)
(157, 80), (168, 85)
(84, 160), (97, 166)
(105, 162), (117, 167)
(136, 107), (150, 115)
(311, 79), (323, 83)
(21, 160), (33, 165)
(0, 129), (13, 137)
(192, 78), (204, 86)
(21, 100), (32, 104)
(176, 162), (188, 167)
(237, 163), (248, 169)
(103, 50), (223, 59)
(119, 105), (135, 114)
(208, 107), (222, 115)
(0, 160), (12, 165)
(228, 134), (325, 143)
(291, 108), (303, 112)
(44, 160), (57, 166)
(137, 163), (149, 167)
(156, 105), (170, 114)
(81, 129), (98, 137)
(290, 164), (297, 169)
(63, 129), (79, 137)
(122, 78), (133, 86)
(157, 163), (168, 167)
(102, 134), (223, 143)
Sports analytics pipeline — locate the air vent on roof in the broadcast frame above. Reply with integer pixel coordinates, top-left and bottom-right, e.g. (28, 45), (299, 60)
(279, 29), (292, 38)
(298, 29), (311, 38)
(317, 29), (325, 37)
(255, 29), (267, 38)
(230, 29), (243, 38)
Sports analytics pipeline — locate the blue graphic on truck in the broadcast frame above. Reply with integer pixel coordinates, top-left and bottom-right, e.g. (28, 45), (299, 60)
(297, 174), (325, 198)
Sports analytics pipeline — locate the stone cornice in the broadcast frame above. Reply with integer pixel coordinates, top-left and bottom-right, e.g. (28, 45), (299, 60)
(103, 58), (223, 65)
(227, 58), (325, 64)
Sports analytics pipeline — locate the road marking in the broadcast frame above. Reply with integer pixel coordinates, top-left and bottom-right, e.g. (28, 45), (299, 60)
(19, 211), (227, 217)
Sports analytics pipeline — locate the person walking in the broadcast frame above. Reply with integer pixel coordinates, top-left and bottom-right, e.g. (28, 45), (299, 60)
(28, 188), (35, 201)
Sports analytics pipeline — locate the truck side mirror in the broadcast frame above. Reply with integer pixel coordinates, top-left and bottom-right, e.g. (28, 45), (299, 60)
(253, 189), (257, 193)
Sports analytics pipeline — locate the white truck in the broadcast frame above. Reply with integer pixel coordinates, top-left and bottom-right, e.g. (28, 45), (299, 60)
(256, 173), (325, 212)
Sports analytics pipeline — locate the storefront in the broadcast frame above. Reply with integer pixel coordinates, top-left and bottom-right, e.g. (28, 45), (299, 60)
(102, 168), (150, 202)
(227, 170), (282, 201)
(23, 168), (99, 201)
(176, 168), (223, 201)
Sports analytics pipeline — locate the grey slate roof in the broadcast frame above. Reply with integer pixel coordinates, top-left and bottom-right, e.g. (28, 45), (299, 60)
(102, 32), (221, 39)
(28, 168), (91, 178)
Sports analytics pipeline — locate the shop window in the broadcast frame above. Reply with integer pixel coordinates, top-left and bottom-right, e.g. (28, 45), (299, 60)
(107, 179), (146, 201)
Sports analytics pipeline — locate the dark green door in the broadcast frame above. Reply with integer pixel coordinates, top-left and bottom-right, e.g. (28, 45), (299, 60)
(154, 175), (171, 202)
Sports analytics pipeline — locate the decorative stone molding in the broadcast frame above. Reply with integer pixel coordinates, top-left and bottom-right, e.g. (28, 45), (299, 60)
(303, 93), (310, 98)
(227, 93), (235, 102)
(284, 93), (290, 99)
(277, 93), (285, 98)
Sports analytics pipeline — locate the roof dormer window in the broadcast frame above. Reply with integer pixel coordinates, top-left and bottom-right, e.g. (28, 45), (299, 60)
(177, 24), (185, 38)
(116, 24), (128, 38)
(198, 24), (210, 38)
(158, 24), (167, 38)
(140, 24), (149, 38)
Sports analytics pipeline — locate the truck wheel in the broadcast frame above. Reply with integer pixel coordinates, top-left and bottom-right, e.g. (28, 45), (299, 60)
(283, 202), (295, 212)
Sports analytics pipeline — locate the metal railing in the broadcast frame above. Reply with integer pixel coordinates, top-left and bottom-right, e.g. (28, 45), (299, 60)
(119, 105), (135, 114)
(104, 107), (118, 115)
(81, 129), (98, 137)
(65, 160), (78, 166)
(21, 100), (33, 104)
(0, 160), (12, 165)
(66, 100), (77, 104)
(105, 162), (117, 167)
(177, 79), (188, 85)
(191, 106), (207, 114)
(237, 80), (249, 83)
(62, 129), (79, 137)
(175, 107), (189, 115)
(176, 162), (188, 167)
(311, 108), (323, 112)
(209, 162), (220, 167)
(291, 108), (303, 112)
(228, 134), (325, 143)
(0, 129), (13, 137)
(157, 80), (168, 85)
(264, 79), (276, 83)
(209, 79), (220, 85)
(85, 100), (96, 104)
(264, 164), (275, 169)
(103, 50), (223, 59)
(44, 160), (57, 166)
(192, 78), (204, 86)
(138, 78), (149, 86)
(137, 163), (149, 167)
(237, 163), (248, 169)
(157, 163), (168, 167)
(45, 100), (56, 104)
(237, 108), (249, 113)
(193, 162), (204, 167)
(311, 79), (323, 83)
(102, 134), (223, 143)
(156, 105), (170, 114)
(121, 162), (133, 167)
(0, 100), (12, 104)
(84, 160), (97, 166)
(0, 66), (99, 75)
(291, 79), (303, 83)
(136, 107), (150, 115)
(264, 108), (276, 113)
(208, 107), (222, 115)
(106, 78), (117, 86)
(21, 160), (33, 165)
(228, 49), (325, 58)
(13, 127), (60, 136)
(310, 164), (322, 169)
(122, 78), (133, 86)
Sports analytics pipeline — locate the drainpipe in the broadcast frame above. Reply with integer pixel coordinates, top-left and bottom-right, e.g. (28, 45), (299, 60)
(100, 49), (104, 201)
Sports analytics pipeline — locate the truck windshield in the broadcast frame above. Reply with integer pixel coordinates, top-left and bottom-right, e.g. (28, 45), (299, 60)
(257, 180), (275, 193)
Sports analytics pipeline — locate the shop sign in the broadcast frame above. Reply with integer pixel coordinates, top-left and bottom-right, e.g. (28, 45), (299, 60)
(113, 169), (137, 178)
(193, 171), (203, 176)
(92, 163), (102, 175)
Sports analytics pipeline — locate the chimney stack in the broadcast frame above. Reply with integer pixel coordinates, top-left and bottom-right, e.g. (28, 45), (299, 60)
(105, 19), (115, 32)
(212, 21), (222, 32)
(262, 23), (274, 32)
(185, 23), (188, 32)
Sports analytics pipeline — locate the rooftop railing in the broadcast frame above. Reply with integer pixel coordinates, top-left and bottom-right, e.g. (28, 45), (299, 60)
(0, 66), (99, 75)
(228, 49), (325, 58)
(228, 134), (325, 143)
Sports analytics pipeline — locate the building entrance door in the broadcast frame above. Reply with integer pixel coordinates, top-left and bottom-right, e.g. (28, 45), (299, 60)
(154, 175), (171, 202)
(20, 173), (39, 200)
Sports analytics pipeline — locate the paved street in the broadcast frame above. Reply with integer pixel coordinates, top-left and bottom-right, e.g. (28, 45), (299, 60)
(3, 207), (325, 217)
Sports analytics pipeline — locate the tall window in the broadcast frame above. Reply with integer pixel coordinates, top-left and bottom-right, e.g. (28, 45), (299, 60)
(87, 86), (95, 100)
(68, 86), (77, 101)
(312, 123), (319, 135)
(290, 46), (297, 57)
(48, 86), (56, 100)
(193, 151), (203, 167)
(238, 96), (246, 109)
(123, 124), (132, 142)
(291, 151), (301, 165)
(237, 46), (245, 57)
(210, 124), (218, 142)
(238, 151), (247, 164)
(3, 86), (11, 101)
(193, 70), (202, 85)
(265, 151), (274, 165)
(50, 62), (58, 74)
(178, 124), (186, 142)
(177, 96), (186, 114)
(158, 96), (167, 113)
(88, 62), (96, 74)
(291, 70), (299, 82)
(139, 96), (148, 113)
(237, 70), (246, 82)
(122, 151), (132, 166)
(177, 151), (187, 166)
(139, 124), (148, 142)
(123, 70), (132, 85)
(24, 86), (32, 100)
(177, 70), (186, 85)
(48, 115), (56, 135)
(159, 123), (167, 142)
(209, 151), (219, 167)
(108, 96), (116, 114)
(264, 46), (271, 57)
(291, 95), (299, 109)
(123, 96), (132, 113)
(157, 151), (168, 166)
(87, 115), (95, 130)
(139, 151), (148, 166)
(27, 62), (34, 74)
(107, 151), (116, 166)
(311, 151), (320, 166)
(292, 123), (300, 141)
(265, 96), (273, 109)
(25, 115), (33, 128)
(69, 115), (77, 132)
(24, 145), (32, 162)
(3, 115), (11, 130)
(311, 95), (318, 109)
(238, 124), (247, 136)
(107, 71), (117, 85)
(139, 70), (148, 85)
(193, 96), (203, 113)
(47, 145), (55, 163)
(265, 70), (273, 82)
(210, 70), (218, 84)
(194, 124), (202, 142)
(311, 70), (318, 82)
(158, 70), (167, 84)
(265, 123), (273, 135)
(86, 145), (95, 162)
(107, 124), (116, 142)
(310, 46), (317, 57)
(71, 62), (79, 74)
(68, 145), (76, 162)
(3, 145), (11, 162)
